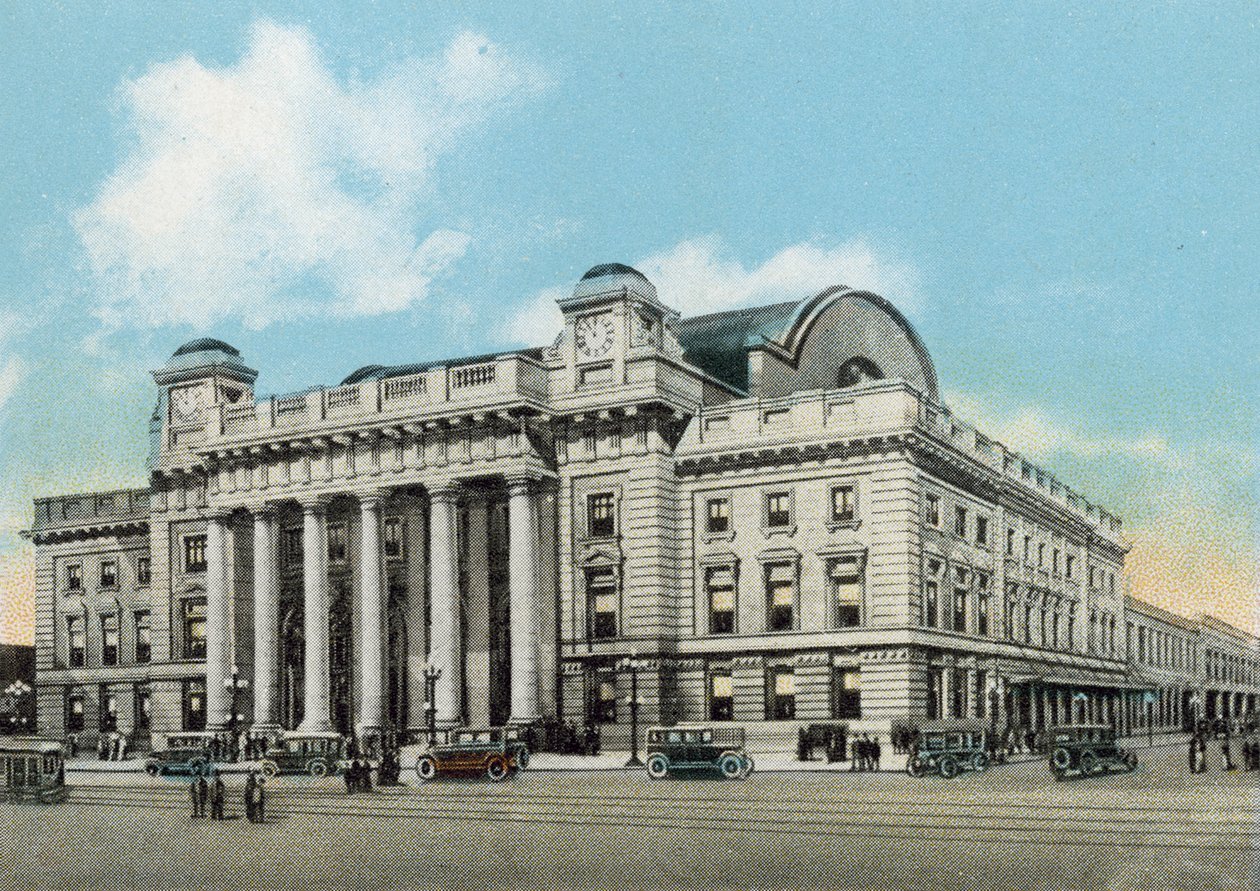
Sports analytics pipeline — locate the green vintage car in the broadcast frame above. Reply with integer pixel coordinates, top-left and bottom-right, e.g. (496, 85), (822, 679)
(1047, 724), (1137, 780)
(644, 725), (753, 778)
(906, 720), (991, 778)
(257, 732), (345, 778)
(144, 732), (220, 777)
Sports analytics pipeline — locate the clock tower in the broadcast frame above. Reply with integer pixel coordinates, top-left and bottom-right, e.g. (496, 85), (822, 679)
(557, 263), (679, 389)
(150, 338), (258, 466)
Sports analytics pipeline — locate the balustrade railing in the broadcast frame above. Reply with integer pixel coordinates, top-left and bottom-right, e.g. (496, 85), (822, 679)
(450, 362), (496, 389)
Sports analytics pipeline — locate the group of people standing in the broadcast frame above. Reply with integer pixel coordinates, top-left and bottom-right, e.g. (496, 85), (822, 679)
(1189, 726), (1260, 774)
(189, 769), (265, 822)
(849, 734), (881, 771)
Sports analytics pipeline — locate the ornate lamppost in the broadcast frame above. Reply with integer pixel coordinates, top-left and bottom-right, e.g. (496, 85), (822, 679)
(622, 650), (643, 768)
(424, 664), (441, 746)
(224, 666), (249, 759)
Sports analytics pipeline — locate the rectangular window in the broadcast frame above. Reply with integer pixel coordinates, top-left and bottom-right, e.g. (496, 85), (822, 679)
(184, 535), (207, 573)
(829, 556), (862, 628)
(135, 684), (151, 730)
(587, 493), (615, 538)
(975, 515), (988, 547)
(101, 614), (119, 666)
(976, 573), (990, 637)
(100, 560), (117, 588)
(134, 610), (151, 664)
(765, 492), (791, 528)
(66, 691), (85, 732)
(595, 674), (617, 723)
(1052, 548), (1060, 575)
(66, 564), (82, 592)
(832, 668), (861, 719)
(100, 687), (118, 732)
(925, 559), (942, 628)
(1037, 543), (1046, 567)
(706, 566), (736, 634)
(383, 517), (404, 560)
(183, 597), (207, 659)
(1006, 528), (1015, 557)
(587, 568), (617, 639)
(765, 562), (795, 631)
(184, 678), (206, 731)
(953, 567), (968, 633)
(327, 523), (348, 563)
(1024, 604), (1033, 644)
(137, 556), (151, 586)
(709, 672), (734, 721)
(830, 485), (856, 523)
(705, 498), (730, 534)
(954, 506), (967, 538)
(925, 493), (941, 527)
(1065, 554), (1074, 580)
(1005, 584), (1018, 641)
(67, 616), (85, 668)
(769, 669), (796, 720)
(951, 669), (966, 718)
(282, 527), (303, 566)
(975, 670), (988, 720)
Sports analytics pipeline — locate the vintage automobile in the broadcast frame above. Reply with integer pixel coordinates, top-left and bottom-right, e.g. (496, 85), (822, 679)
(906, 720), (991, 778)
(144, 732), (220, 777)
(643, 725), (753, 779)
(1047, 724), (1137, 780)
(414, 727), (530, 782)
(0, 738), (66, 803)
(257, 732), (345, 778)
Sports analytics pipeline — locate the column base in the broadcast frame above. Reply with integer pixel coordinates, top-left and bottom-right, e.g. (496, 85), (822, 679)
(296, 718), (334, 734)
(508, 714), (542, 727)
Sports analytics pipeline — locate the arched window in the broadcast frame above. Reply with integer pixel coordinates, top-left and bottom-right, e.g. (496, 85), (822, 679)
(837, 356), (884, 389)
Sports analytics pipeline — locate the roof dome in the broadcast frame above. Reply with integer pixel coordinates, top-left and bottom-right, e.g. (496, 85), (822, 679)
(580, 262), (649, 282)
(172, 337), (240, 358)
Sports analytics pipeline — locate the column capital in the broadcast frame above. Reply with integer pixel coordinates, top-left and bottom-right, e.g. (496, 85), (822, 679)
(206, 507), (236, 523)
(428, 483), (463, 506)
(246, 501), (281, 519)
(505, 475), (540, 497)
(296, 494), (331, 513)
(355, 489), (389, 510)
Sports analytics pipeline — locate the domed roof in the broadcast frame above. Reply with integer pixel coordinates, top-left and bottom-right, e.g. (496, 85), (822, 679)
(172, 337), (240, 358)
(580, 262), (649, 282)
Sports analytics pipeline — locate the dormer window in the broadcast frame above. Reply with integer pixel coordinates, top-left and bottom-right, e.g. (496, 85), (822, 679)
(836, 356), (884, 389)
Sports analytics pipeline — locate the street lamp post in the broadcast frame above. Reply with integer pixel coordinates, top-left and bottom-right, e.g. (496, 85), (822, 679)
(623, 650), (643, 768)
(224, 667), (249, 759)
(424, 664), (441, 746)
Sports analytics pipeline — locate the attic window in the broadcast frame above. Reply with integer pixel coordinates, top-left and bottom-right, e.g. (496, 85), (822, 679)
(837, 357), (884, 389)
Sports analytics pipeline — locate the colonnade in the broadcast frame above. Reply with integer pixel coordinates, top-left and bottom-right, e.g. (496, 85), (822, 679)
(201, 477), (547, 743)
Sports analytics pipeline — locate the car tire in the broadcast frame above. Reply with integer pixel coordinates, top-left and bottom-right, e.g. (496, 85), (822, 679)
(486, 756), (509, 782)
(971, 752), (990, 772)
(907, 757), (927, 778)
(646, 754), (669, 779)
(938, 756), (960, 779)
(1124, 751), (1138, 771)
(260, 760), (278, 779)
(144, 763), (160, 777)
(308, 760), (329, 778)
(1080, 751), (1098, 774)
(416, 755), (437, 781)
(1051, 748), (1072, 770)
(1053, 767), (1066, 781)
(188, 757), (206, 776)
(719, 753), (743, 779)
(739, 757), (754, 778)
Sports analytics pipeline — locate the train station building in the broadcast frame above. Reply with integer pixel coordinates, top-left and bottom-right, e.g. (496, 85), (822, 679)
(27, 263), (1260, 752)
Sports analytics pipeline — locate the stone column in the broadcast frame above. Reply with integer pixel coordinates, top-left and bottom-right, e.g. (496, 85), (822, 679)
(357, 492), (386, 743)
(298, 498), (333, 733)
(429, 484), (463, 726)
(205, 511), (233, 731)
(465, 495), (491, 727)
(508, 476), (541, 724)
(251, 507), (281, 735)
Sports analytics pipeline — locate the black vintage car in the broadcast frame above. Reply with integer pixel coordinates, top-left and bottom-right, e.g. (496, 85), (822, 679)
(644, 725), (753, 778)
(906, 720), (991, 779)
(144, 732), (220, 777)
(1047, 724), (1137, 780)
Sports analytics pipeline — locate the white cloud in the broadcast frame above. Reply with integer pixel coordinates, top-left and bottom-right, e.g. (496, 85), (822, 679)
(501, 234), (922, 346)
(74, 21), (548, 332)
(0, 312), (24, 413)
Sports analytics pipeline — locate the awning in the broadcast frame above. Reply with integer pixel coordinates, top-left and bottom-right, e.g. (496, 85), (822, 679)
(1006, 671), (1155, 691)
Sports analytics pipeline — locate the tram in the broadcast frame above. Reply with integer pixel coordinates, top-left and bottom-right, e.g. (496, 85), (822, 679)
(0, 738), (66, 803)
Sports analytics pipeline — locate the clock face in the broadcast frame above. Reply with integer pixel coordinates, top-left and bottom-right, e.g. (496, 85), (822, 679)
(574, 313), (615, 359)
(171, 385), (206, 423)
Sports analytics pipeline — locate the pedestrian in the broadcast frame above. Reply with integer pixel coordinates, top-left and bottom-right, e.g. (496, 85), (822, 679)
(359, 759), (373, 793)
(190, 775), (201, 818)
(254, 777), (266, 823)
(343, 759), (357, 794)
(870, 735), (881, 771)
(192, 773), (208, 816)
(1188, 734), (1199, 774)
(244, 772), (256, 823)
(850, 735), (861, 771)
(1195, 735), (1208, 773)
(1221, 738), (1235, 771)
(210, 771), (226, 820)
(97, 734), (108, 761)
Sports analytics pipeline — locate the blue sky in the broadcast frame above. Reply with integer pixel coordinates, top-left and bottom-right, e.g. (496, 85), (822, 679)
(0, 3), (1256, 641)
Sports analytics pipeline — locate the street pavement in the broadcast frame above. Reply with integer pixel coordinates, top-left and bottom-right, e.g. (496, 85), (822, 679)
(3, 739), (1257, 891)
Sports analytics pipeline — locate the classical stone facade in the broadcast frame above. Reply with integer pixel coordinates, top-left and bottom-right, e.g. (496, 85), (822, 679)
(29, 263), (1260, 752)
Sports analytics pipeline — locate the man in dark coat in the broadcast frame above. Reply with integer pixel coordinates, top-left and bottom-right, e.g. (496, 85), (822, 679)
(190, 776), (202, 818)
(210, 771), (226, 820)
(193, 774), (209, 816)
(1189, 734), (1199, 774)
(254, 777), (266, 823)
(244, 772), (256, 822)
(869, 735), (881, 771)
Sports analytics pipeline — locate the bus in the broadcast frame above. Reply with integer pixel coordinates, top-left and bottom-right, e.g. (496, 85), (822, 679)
(0, 738), (66, 803)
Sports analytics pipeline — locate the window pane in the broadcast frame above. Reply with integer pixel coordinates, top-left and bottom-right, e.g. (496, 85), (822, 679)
(711, 674), (732, 698)
(775, 672), (796, 695)
(767, 563), (795, 583)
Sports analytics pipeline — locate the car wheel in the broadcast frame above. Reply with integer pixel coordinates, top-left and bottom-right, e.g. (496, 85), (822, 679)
(907, 757), (927, 778)
(260, 760), (278, 779)
(740, 756), (754, 778)
(1080, 751), (1098, 774)
(645, 754), (669, 779)
(416, 755), (437, 781)
(516, 748), (530, 770)
(938, 756), (960, 779)
(1051, 748), (1072, 770)
(971, 752), (990, 772)
(719, 753), (743, 779)
(144, 763), (160, 777)
(308, 760), (329, 778)
(486, 756), (509, 782)
(188, 757), (206, 776)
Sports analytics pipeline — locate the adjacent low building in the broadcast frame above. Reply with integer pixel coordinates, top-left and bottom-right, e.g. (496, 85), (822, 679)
(27, 263), (1260, 752)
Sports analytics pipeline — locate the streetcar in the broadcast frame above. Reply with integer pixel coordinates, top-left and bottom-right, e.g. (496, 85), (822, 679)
(0, 738), (66, 803)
